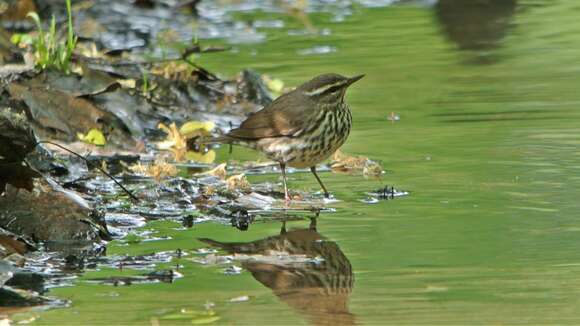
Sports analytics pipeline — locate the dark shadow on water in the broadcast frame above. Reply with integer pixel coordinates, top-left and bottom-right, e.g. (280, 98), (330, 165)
(435, 0), (517, 64)
(200, 218), (355, 326)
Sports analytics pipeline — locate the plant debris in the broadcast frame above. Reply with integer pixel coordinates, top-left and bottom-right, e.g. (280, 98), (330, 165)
(330, 150), (384, 177)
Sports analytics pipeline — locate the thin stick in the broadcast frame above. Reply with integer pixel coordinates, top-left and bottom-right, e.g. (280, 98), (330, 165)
(35, 140), (139, 202)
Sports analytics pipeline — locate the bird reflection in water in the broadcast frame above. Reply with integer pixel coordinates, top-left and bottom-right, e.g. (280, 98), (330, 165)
(199, 218), (355, 325)
(435, 0), (517, 54)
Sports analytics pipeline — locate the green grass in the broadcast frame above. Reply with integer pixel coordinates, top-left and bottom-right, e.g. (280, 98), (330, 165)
(26, 0), (77, 73)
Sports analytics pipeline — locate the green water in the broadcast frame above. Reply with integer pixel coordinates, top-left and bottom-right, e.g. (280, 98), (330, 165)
(37, 1), (580, 325)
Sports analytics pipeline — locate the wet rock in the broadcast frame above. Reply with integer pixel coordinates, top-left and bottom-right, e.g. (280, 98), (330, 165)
(24, 70), (120, 98)
(0, 0), (37, 21)
(238, 69), (273, 107)
(235, 192), (276, 210)
(182, 214), (195, 228)
(90, 87), (157, 138)
(0, 227), (35, 258)
(26, 143), (70, 177)
(5, 271), (44, 293)
(0, 177), (109, 242)
(7, 81), (133, 144)
(206, 204), (253, 231)
(0, 260), (16, 288)
(0, 108), (39, 168)
(85, 154), (140, 175)
(0, 286), (56, 307)
(362, 185), (409, 203)
(0, 109), (43, 199)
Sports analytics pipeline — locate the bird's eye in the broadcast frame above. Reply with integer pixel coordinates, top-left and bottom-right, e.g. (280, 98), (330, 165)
(327, 85), (342, 93)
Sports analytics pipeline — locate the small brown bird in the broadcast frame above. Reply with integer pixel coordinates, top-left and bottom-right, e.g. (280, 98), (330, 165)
(214, 73), (364, 200)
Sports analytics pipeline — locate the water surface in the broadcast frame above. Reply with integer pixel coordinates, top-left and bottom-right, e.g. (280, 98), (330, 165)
(36, 1), (580, 324)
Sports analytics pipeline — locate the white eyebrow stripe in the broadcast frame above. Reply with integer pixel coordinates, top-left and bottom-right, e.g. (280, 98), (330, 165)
(303, 81), (344, 96)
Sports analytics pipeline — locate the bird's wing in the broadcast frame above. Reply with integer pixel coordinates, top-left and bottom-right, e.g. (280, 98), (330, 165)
(227, 91), (314, 139)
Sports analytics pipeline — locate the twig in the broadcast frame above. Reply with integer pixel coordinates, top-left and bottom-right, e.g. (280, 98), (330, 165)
(35, 140), (139, 202)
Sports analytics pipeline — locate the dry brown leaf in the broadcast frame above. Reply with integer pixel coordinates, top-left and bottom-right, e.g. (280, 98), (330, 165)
(202, 163), (227, 180)
(202, 185), (217, 197)
(157, 122), (187, 161)
(0, 0), (36, 20)
(331, 150), (383, 177)
(151, 61), (196, 81)
(363, 163), (384, 177)
(226, 174), (251, 192)
(130, 161), (178, 182)
(331, 150), (367, 170)
(157, 121), (215, 162)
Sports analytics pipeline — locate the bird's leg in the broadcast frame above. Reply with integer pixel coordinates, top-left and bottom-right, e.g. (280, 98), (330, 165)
(280, 162), (291, 203)
(309, 217), (317, 231)
(310, 166), (329, 198)
(280, 219), (287, 234)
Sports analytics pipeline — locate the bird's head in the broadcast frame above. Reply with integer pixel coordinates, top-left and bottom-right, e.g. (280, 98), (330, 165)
(301, 73), (364, 105)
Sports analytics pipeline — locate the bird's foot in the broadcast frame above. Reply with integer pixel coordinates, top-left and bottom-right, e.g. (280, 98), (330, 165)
(284, 194), (291, 207)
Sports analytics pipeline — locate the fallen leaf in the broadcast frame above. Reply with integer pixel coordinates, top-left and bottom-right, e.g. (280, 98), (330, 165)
(77, 128), (106, 146)
(331, 150), (383, 177)
(363, 162), (384, 177)
(226, 174), (251, 192)
(117, 78), (137, 89)
(0, 0), (37, 20)
(157, 121), (215, 162)
(180, 121), (215, 137)
(7, 83), (118, 140)
(151, 61), (195, 81)
(202, 163), (227, 180)
(157, 122), (187, 161)
(263, 75), (285, 96)
(130, 161), (178, 182)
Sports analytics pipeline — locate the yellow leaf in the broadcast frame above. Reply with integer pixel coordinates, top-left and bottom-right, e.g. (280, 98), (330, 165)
(157, 121), (216, 162)
(117, 79), (136, 89)
(77, 128), (106, 146)
(157, 122), (187, 160)
(180, 121), (215, 137)
(265, 78), (284, 94)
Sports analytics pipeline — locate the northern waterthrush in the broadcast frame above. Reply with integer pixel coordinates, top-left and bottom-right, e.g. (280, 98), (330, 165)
(214, 73), (364, 200)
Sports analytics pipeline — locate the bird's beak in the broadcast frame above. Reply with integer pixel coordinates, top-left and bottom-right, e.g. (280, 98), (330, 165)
(346, 74), (365, 86)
